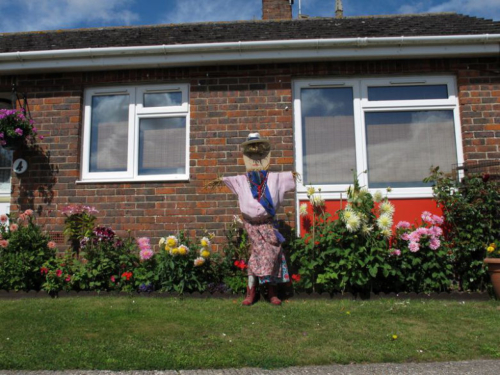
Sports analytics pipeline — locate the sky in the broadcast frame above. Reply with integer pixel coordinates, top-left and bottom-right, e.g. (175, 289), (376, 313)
(0, 0), (498, 33)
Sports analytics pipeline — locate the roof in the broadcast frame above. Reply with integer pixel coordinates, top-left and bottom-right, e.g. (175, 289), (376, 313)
(1, 13), (500, 53)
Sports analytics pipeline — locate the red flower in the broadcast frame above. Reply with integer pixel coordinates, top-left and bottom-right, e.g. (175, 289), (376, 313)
(65, 275), (71, 282)
(234, 260), (240, 267)
(291, 274), (301, 282)
(40, 267), (49, 275)
(121, 271), (133, 281)
(56, 269), (62, 277)
(482, 173), (490, 182)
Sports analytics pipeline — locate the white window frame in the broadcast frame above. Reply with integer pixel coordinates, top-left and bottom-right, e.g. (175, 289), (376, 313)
(81, 84), (190, 183)
(293, 75), (463, 200)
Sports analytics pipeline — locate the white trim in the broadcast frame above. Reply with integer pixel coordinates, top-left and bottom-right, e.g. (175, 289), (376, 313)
(0, 34), (499, 73)
(81, 83), (190, 183)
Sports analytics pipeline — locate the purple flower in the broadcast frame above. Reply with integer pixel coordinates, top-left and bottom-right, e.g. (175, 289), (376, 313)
(0, 132), (4, 139)
(14, 128), (23, 136)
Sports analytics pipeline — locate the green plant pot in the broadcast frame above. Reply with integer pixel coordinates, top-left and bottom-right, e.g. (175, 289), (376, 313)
(484, 258), (500, 299)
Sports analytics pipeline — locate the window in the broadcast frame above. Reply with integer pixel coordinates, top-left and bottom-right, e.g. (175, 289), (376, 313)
(82, 84), (189, 182)
(293, 76), (463, 198)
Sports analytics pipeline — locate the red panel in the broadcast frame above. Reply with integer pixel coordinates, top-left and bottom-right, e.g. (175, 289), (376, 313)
(299, 198), (442, 235)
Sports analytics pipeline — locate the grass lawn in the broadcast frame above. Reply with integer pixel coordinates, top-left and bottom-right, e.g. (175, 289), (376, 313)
(0, 296), (499, 370)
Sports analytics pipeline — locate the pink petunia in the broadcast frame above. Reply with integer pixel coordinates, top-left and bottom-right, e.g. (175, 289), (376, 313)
(9, 223), (18, 232)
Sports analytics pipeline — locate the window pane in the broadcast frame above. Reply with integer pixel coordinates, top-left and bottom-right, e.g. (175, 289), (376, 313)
(143, 92), (182, 107)
(0, 148), (12, 193)
(365, 111), (457, 188)
(138, 117), (186, 175)
(90, 95), (129, 172)
(301, 87), (356, 185)
(368, 85), (448, 101)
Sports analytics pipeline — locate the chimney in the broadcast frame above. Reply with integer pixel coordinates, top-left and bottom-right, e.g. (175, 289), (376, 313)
(335, 0), (344, 18)
(262, 0), (293, 21)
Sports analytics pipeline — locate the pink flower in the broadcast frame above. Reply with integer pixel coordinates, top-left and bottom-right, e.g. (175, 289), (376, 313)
(140, 248), (154, 261)
(429, 238), (441, 250)
(390, 249), (401, 256)
(396, 221), (411, 229)
(39, 135), (44, 140)
(408, 231), (421, 243)
(421, 211), (434, 224)
(0, 214), (7, 223)
(65, 275), (71, 282)
(0, 239), (8, 248)
(24, 209), (33, 217)
(56, 269), (63, 277)
(47, 241), (57, 249)
(409, 242), (420, 252)
(401, 233), (410, 241)
(18, 214), (26, 222)
(415, 227), (429, 236)
(110, 276), (116, 283)
(9, 223), (18, 232)
(429, 226), (443, 237)
(431, 215), (444, 225)
(14, 128), (23, 136)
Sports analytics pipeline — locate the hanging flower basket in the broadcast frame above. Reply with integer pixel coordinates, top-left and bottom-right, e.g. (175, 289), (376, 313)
(0, 108), (39, 151)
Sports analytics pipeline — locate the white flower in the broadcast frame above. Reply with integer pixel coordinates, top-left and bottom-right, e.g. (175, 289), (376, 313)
(373, 190), (383, 203)
(310, 193), (324, 207)
(361, 224), (373, 236)
(306, 186), (316, 196)
(194, 257), (206, 267)
(159, 237), (166, 246)
(346, 214), (361, 232)
(379, 201), (395, 215)
(342, 209), (353, 223)
(377, 214), (393, 230)
(233, 215), (243, 225)
(381, 229), (392, 238)
(299, 203), (308, 217)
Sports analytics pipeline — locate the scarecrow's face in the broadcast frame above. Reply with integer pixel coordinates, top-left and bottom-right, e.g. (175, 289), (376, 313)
(243, 142), (271, 171)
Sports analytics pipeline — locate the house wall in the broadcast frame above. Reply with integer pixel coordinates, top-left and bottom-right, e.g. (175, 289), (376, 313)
(2, 56), (499, 250)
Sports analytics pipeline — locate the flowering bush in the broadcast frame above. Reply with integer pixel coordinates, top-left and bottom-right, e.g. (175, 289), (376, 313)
(388, 212), (453, 293)
(485, 241), (500, 259)
(61, 205), (98, 254)
(425, 168), (500, 291)
(41, 251), (86, 294)
(0, 210), (55, 291)
(156, 232), (214, 294)
(290, 173), (395, 295)
(79, 227), (139, 292)
(0, 108), (39, 148)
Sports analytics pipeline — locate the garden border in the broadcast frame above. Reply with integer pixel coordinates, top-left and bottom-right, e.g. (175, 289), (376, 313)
(0, 289), (492, 301)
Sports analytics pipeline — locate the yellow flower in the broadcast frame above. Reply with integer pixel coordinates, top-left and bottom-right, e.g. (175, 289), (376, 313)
(490, 243), (497, 249)
(178, 245), (189, 256)
(487, 246), (495, 253)
(392, 334), (398, 340)
(194, 257), (206, 267)
(200, 237), (211, 247)
(201, 249), (211, 258)
(170, 247), (179, 256)
(166, 235), (178, 248)
(299, 203), (308, 217)
(306, 186), (316, 196)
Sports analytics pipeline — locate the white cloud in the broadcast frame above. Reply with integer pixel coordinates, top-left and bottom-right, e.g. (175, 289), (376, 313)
(0, 0), (139, 32)
(161, 0), (261, 24)
(399, 0), (500, 20)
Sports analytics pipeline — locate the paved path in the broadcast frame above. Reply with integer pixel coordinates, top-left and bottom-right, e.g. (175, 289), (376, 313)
(1, 360), (499, 375)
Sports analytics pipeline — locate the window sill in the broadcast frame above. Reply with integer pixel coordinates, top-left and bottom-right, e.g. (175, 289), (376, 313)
(76, 176), (190, 184)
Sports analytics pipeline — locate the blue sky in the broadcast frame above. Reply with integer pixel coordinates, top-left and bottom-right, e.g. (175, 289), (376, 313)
(0, 0), (498, 33)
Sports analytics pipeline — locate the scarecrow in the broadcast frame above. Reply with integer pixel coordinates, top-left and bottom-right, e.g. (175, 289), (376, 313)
(210, 133), (297, 305)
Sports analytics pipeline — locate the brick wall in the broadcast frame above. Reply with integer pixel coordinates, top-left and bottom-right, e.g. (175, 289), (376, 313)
(3, 57), (499, 250)
(262, 0), (292, 21)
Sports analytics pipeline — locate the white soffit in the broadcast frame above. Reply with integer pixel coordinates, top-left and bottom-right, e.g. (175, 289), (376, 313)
(0, 34), (499, 73)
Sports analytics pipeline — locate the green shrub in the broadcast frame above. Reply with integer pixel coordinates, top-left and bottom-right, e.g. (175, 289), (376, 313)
(0, 210), (54, 291)
(387, 213), (453, 293)
(155, 232), (214, 294)
(424, 168), (500, 291)
(290, 174), (394, 296)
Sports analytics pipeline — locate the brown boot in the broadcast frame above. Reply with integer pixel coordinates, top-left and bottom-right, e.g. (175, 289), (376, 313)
(242, 285), (256, 306)
(268, 284), (281, 305)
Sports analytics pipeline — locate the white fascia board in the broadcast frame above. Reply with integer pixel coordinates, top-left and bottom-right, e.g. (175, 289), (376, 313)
(1, 34), (500, 73)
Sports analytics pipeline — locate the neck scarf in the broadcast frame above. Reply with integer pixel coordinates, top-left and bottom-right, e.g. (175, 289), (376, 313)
(247, 170), (275, 217)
